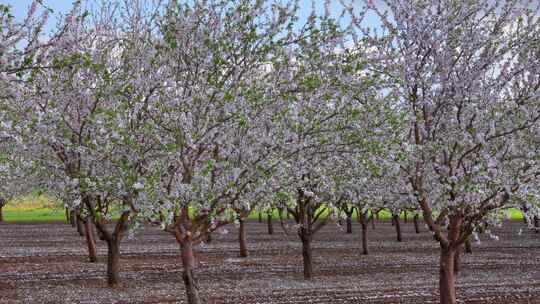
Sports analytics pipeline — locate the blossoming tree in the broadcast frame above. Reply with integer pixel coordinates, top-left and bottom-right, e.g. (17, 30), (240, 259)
(361, 1), (540, 303)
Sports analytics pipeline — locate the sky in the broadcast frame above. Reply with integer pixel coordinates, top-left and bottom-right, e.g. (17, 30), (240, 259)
(3, 0), (78, 33)
(3, 0), (381, 33)
(4, 0), (75, 20)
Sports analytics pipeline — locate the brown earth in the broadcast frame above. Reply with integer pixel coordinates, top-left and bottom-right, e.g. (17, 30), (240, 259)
(0, 220), (539, 304)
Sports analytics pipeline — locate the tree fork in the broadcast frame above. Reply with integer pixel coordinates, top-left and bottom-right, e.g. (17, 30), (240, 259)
(88, 198), (131, 288)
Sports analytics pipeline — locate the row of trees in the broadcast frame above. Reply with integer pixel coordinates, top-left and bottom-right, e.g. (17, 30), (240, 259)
(1, 1), (540, 304)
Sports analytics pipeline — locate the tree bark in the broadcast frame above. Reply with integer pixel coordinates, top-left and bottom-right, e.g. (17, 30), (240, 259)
(360, 221), (369, 255)
(76, 212), (85, 237)
(346, 214), (352, 234)
(70, 210), (76, 227)
(413, 214), (420, 233)
(180, 240), (201, 304)
(83, 217), (98, 263)
(65, 207), (70, 224)
(371, 213), (375, 230)
(106, 239), (121, 288)
(84, 196), (130, 289)
(258, 212), (262, 223)
(267, 212), (274, 235)
(300, 232), (313, 280)
(238, 217), (248, 257)
(393, 215), (402, 242)
(465, 238), (472, 253)
(439, 247), (457, 304)
(0, 198), (5, 222)
(453, 246), (461, 275)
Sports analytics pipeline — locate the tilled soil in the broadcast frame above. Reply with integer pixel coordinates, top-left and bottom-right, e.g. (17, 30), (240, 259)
(0, 220), (539, 304)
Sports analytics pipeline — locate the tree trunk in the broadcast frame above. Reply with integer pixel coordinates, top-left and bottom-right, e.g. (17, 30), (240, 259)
(453, 246), (461, 275)
(83, 218), (98, 263)
(180, 240), (201, 304)
(106, 239), (121, 287)
(70, 210), (76, 227)
(65, 207), (70, 224)
(300, 232), (313, 280)
(0, 198), (5, 222)
(465, 238), (472, 253)
(413, 214), (420, 233)
(238, 218), (248, 257)
(267, 213), (274, 235)
(439, 247), (457, 304)
(393, 215), (402, 242)
(534, 216), (539, 233)
(371, 214), (376, 230)
(404, 211), (408, 222)
(76, 213), (85, 237)
(346, 214), (352, 234)
(360, 221), (368, 255)
(258, 212), (262, 223)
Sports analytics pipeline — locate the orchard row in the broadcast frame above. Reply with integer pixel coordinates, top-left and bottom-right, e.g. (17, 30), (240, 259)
(1, 1), (539, 304)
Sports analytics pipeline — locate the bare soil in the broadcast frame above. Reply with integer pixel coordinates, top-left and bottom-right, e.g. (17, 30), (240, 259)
(1, 220), (539, 303)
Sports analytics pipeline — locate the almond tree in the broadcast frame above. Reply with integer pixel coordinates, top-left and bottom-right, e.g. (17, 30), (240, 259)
(339, 149), (404, 255)
(0, 1), (70, 220)
(5, 1), (164, 287)
(265, 20), (351, 279)
(231, 181), (273, 257)
(264, 9), (393, 279)
(128, 1), (302, 303)
(361, 1), (540, 303)
(343, 172), (385, 255)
